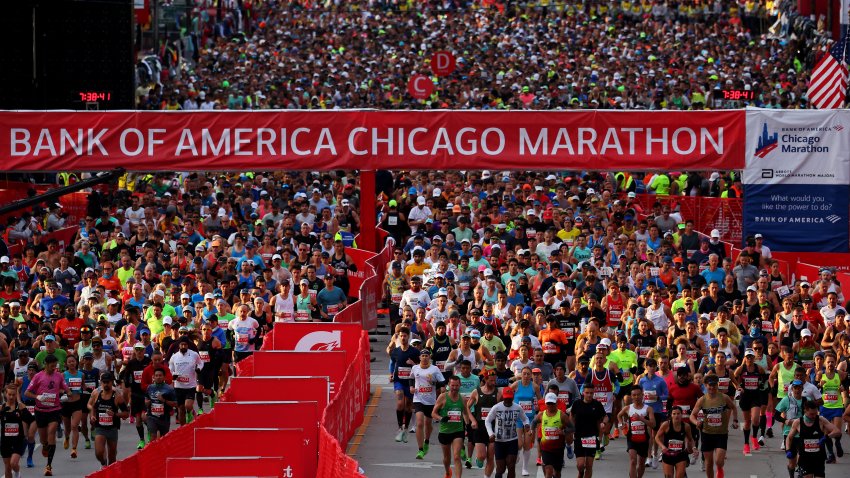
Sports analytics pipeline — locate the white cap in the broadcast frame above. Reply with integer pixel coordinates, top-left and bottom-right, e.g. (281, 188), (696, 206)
(526, 209), (536, 216)
(599, 338), (612, 347)
(217, 208), (227, 217)
(417, 196), (426, 205)
(801, 328), (813, 337)
(555, 282), (566, 291)
(710, 229), (721, 238)
(107, 298), (119, 305)
(8, 301), (20, 308)
(544, 392), (558, 404)
(709, 172), (720, 181)
(627, 191), (636, 198)
(154, 290), (165, 297)
(545, 174), (557, 181)
(272, 254), (282, 260)
(754, 233), (763, 239)
(180, 293), (190, 299)
(432, 188), (442, 197)
(483, 269), (494, 277)
(0, 257), (8, 264)
(586, 188), (596, 195)
(204, 293), (215, 300)
(437, 288), (448, 297)
(482, 170), (492, 178)
(162, 316), (173, 325)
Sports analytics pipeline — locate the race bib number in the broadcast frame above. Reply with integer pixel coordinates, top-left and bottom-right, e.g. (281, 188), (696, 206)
(397, 367), (412, 379)
(98, 413), (112, 427)
(26, 406), (34, 415)
(199, 351), (210, 362)
(388, 216), (398, 226)
(133, 371), (143, 384)
(801, 360), (813, 369)
(678, 405), (691, 414)
(151, 403), (164, 417)
(630, 417), (646, 440)
(436, 361), (446, 372)
(761, 320), (774, 333)
(518, 400), (533, 414)
(564, 328), (575, 339)
(803, 438), (821, 453)
(580, 436), (597, 448)
(85, 381), (97, 391)
(782, 383), (790, 395)
(276, 312), (292, 323)
(706, 413), (722, 427)
(638, 347), (651, 358)
(593, 392), (609, 404)
(622, 371), (632, 381)
(417, 386), (433, 395)
(649, 267), (660, 277)
(177, 375), (190, 383)
(644, 390), (657, 403)
(447, 410), (462, 423)
(327, 304), (340, 316)
(460, 283), (470, 294)
(68, 377), (82, 392)
(4, 423), (19, 437)
(686, 350), (697, 361)
(308, 289), (317, 300)
(39, 393), (56, 407)
(543, 342), (559, 354)
(236, 334), (249, 345)
(544, 426), (560, 440)
(668, 439), (684, 452)
(295, 311), (311, 322)
(391, 293), (402, 304)
(824, 392), (839, 403)
(480, 408), (491, 419)
(557, 392), (571, 405)
(743, 377), (759, 390)
(718, 377), (730, 391)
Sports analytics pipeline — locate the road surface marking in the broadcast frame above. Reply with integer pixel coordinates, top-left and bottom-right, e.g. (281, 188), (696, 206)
(347, 386), (382, 456)
(373, 462), (440, 469)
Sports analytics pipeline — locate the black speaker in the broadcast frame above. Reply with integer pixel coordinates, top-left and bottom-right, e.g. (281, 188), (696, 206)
(0, 0), (135, 110)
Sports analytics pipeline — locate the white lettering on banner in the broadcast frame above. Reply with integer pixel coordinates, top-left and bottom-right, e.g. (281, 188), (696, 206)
(293, 330), (342, 351)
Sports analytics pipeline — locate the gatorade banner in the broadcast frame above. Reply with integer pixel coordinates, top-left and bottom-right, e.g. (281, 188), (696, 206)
(743, 109), (850, 252)
(0, 110), (745, 171)
(270, 322), (364, 352)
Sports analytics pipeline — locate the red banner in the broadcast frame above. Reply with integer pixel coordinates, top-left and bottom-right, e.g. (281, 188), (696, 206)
(0, 110), (745, 171)
(629, 194), (743, 244)
(250, 351), (349, 399)
(165, 457), (288, 478)
(270, 322), (364, 352)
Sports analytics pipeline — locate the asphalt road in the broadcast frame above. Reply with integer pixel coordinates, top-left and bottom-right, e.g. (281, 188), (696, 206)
(353, 339), (850, 478)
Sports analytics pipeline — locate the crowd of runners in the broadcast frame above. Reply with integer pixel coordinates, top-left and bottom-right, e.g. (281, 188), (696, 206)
(383, 170), (850, 478)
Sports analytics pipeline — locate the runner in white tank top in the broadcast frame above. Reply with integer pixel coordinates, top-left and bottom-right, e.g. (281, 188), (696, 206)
(271, 287), (295, 322)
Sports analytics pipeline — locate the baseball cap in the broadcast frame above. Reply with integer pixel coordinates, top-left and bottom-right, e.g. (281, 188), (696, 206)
(709, 338), (720, 347)
(801, 329), (813, 337)
(791, 380), (804, 387)
(44, 335), (56, 342)
(544, 392), (558, 404)
(133, 342), (145, 349)
(501, 387), (515, 399)
(599, 338), (612, 347)
(744, 348), (755, 357)
(710, 229), (721, 238)
(703, 374), (719, 384)
(532, 367), (542, 374)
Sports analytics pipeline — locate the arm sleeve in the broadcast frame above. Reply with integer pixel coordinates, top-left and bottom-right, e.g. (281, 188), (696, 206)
(485, 406), (496, 437)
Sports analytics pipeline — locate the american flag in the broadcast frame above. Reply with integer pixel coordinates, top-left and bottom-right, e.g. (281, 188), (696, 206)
(808, 25), (850, 109)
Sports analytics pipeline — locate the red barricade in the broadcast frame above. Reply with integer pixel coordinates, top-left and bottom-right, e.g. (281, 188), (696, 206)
(7, 226), (79, 257)
(628, 193), (743, 244)
(250, 351), (348, 398)
(166, 457), (288, 477)
(270, 322), (364, 352)
(192, 427), (304, 475)
(222, 376), (329, 409)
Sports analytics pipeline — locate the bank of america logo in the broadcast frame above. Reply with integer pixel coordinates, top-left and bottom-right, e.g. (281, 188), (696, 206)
(755, 123), (779, 158)
(826, 215), (841, 223)
(834, 124), (845, 131)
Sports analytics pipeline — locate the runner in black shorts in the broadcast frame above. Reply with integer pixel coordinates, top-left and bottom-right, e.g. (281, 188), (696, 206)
(570, 383), (608, 478)
(1, 383), (31, 478)
(735, 349), (766, 455)
(467, 369), (498, 476)
(655, 406), (695, 478)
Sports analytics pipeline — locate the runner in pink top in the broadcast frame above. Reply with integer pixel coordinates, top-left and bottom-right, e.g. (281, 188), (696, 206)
(23, 355), (68, 476)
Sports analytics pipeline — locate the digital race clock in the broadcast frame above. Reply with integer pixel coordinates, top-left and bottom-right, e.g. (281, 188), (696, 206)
(77, 91), (112, 102)
(721, 89), (755, 101)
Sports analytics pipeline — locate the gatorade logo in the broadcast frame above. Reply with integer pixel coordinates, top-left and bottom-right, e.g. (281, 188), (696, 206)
(294, 330), (342, 351)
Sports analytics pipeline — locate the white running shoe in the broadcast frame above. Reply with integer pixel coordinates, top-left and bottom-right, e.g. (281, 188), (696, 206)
(651, 454), (658, 469)
(395, 428), (405, 442)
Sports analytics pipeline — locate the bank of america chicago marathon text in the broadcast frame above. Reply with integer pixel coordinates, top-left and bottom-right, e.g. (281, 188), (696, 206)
(778, 133), (830, 153)
(7, 126), (728, 158)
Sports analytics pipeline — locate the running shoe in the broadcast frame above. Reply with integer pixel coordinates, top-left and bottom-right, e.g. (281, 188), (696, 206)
(536, 456), (542, 466)
(44, 465), (52, 476)
(63, 438), (69, 450)
(717, 468), (725, 478)
(566, 445), (574, 459)
(443, 470), (452, 478)
(395, 428), (404, 442)
(751, 437), (760, 451)
(611, 427), (619, 439)
(401, 431), (408, 443)
(521, 468), (530, 476)
(645, 457), (651, 467)
(71, 448), (77, 459)
(780, 440), (786, 451)
(826, 452), (836, 464)
(594, 449), (602, 460)
(766, 427), (774, 438)
(425, 442), (430, 455)
(137, 439), (145, 450)
(85, 439), (91, 450)
(415, 450), (425, 460)
(836, 440), (844, 457)
(758, 435), (765, 447)
(475, 458), (484, 468)
(41, 447), (47, 458)
(651, 454), (658, 469)
(465, 459), (471, 469)
(197, 408), (204, 416)
(26, 457), (33, 468)
(603, 435), (610, 447)
(743, 444), (751, 456)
